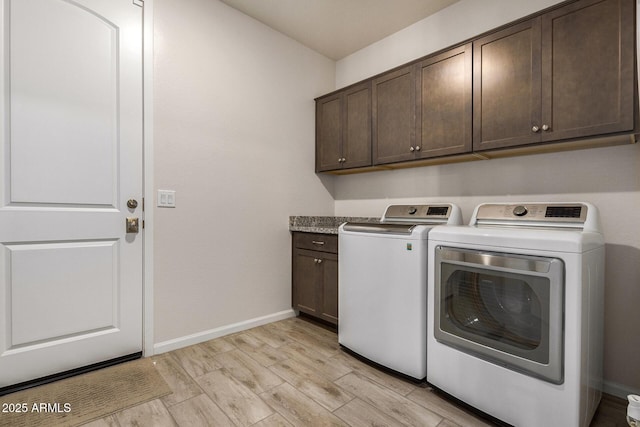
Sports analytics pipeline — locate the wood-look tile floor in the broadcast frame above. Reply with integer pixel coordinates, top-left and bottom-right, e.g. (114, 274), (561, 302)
(79, 316), (627, 427)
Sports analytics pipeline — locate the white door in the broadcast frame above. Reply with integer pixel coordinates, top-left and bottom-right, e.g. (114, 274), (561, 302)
(0, 0), (143, 388)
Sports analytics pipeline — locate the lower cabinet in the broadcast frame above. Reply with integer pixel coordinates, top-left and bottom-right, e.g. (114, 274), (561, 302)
(292, 232), (338, 325)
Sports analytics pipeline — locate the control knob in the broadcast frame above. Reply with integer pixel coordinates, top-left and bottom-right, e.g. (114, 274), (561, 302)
(513, 205), (528, 217)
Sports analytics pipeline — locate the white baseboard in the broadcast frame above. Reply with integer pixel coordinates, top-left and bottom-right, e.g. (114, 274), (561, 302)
(153, 309), (296, 355)
(604, 380), (640, 399)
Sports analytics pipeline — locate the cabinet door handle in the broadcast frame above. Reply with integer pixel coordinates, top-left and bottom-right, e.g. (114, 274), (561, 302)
(415, 145), (421, 151)
(409, 146), (415, 152)
(312, 241), (325, 246)
(317, 259), (323, 264)
(532, 125), (540, 133)
(542, 124), (550, 131)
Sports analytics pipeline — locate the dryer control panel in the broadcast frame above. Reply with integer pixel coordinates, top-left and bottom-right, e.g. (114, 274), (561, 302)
(475, 203), (588, 225)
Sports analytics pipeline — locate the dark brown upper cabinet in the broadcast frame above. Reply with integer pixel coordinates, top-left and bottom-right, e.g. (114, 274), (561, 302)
(372, 64), (416, 165)
(474, 0), (635, 151)
(316, 83), (371, 172)
(541, 0), (634, 141)
(416, 43), (473, 158)
(315, 0), (637, 174)
(473, 19), (543, 150)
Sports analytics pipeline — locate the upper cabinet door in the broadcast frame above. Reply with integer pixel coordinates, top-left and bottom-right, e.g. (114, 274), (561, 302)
(342, 83), (372, 169)
(473, 19), (543, 151)
(316, 93), (343, 172)
(372, 65), (416, 165)
(541, 0), (634, 141)
(316, 83), (371, 172)
(416, 43), (472, 159)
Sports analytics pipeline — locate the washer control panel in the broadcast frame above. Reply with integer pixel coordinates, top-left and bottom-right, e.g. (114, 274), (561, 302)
(382, 204), (452, 223)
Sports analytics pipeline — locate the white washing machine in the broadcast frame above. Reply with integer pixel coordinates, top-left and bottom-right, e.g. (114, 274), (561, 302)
(427, 202), (604, 427)
(339, 204), (462, 380)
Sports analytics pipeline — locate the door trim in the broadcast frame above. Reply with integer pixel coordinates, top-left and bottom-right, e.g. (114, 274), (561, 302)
(143, 0), (154, 357)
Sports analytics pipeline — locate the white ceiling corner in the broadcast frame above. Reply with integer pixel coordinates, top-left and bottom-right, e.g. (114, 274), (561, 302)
(219, 0), (460, 60)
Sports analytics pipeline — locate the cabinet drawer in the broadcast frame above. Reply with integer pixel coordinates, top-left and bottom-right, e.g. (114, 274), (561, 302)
(293, 233), (338, 253)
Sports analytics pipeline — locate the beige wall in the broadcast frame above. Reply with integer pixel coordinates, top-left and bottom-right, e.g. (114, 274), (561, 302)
(151, 0), (640, 398)
(152, 0), (335, 347)
(333, 0), (640, 397)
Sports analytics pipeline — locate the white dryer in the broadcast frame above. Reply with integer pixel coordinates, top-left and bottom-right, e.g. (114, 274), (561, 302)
(339, 204), (462, 380)
(427, 202), (604, 427)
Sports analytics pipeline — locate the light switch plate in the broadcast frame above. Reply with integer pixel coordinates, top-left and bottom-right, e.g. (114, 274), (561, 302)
(157, 190), (176, 208)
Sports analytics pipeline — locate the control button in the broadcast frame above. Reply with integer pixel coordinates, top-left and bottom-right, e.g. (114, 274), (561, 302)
(408, 206), (417, 215)
(513, 205), (528, 217)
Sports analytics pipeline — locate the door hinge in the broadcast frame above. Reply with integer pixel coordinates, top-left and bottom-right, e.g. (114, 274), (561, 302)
(142, 220), (145, 229)
(142, 197), (145, 212)
(133, 0), (143, 7)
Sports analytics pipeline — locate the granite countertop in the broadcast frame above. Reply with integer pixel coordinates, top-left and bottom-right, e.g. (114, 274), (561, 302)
(289, 216), (379, 234)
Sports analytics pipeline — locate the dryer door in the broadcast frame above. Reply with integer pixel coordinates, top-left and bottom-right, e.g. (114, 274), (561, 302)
(434, 246), (564, 384)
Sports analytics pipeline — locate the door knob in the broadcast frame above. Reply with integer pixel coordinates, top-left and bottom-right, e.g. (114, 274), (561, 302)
(127, 199), (138, 209)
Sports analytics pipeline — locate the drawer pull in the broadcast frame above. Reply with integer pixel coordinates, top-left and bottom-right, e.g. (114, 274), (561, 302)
(312, 241), (325, 246)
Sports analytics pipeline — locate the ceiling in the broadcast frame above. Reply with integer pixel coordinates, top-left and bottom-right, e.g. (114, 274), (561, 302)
(219, 0), (460, 60)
